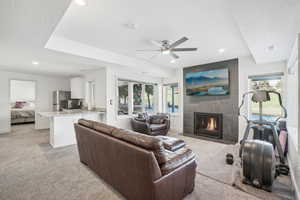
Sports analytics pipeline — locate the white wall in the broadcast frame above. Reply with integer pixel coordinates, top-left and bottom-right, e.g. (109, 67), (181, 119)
(10, 80), (36, 102)
(105, 65), (163, 129)
(286, 37), (300, 200)
(0, 70), (70, 133)
(238, 56), (285, 140)
(286, 38), (299, 151)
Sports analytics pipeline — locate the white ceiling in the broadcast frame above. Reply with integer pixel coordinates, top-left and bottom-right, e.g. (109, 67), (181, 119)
(1, 0), (300, 77)
(231, 0), (300, 64)
(0, 0), (107, 77)
(50, 0), (251, 68)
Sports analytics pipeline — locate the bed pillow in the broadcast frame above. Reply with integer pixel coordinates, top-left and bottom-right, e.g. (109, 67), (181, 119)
(23, 101), (35, 109)
(15, 101), (26, 108)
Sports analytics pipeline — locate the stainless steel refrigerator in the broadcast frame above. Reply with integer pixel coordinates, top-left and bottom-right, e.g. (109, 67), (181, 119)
(53, 91), (71, 111)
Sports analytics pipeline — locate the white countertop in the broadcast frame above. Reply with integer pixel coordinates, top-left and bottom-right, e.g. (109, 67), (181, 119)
(38, 110), (106, 118)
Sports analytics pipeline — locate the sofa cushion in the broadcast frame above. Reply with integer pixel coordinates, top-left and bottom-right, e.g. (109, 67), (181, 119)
(150, 118), (165, 124)
(78, 119), (116, 135)
(111, 129), (167, 164)
(150, 124), (166, 131)
(156, 136), (186, 152)
(78, 119), (94, 129)
(160, 148), (195, 175)
(93, 121), (116, 135)
(134, 117), (146, 123)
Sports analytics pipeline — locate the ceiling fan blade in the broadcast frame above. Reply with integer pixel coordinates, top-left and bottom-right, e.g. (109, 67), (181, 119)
(172, 48), (197, 52)
(169, 37), (188, 49)
(136, 49), (160, 52)
(170, 52), (179, 59)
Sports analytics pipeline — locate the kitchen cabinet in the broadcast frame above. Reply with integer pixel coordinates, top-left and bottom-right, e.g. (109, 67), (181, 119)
(71, 77), (84, 99)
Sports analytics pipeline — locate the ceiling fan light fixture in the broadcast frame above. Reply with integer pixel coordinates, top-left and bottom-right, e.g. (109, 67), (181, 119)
(138, 37), (196, 61)
(170, 59), (177, 63)
(162, 49), (171, 55)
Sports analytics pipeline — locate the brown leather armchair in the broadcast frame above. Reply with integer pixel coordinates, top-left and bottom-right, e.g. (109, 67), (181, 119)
(131, 113), (170, 136)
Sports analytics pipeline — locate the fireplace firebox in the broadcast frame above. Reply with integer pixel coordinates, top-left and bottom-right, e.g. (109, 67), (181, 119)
(194, 112), (223, 139)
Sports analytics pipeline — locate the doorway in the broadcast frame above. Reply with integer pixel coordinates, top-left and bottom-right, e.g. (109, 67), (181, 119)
(10, 80), (36, 127)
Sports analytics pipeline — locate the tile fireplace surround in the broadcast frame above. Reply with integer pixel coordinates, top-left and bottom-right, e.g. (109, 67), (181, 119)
(183, 59), (239, 144)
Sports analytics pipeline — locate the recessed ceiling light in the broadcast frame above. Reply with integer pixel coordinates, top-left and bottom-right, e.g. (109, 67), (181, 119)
(218, 48), (225, 53)
(32, 61), (39, 65)
(124, 23), (138, 30)
(268, 45), (275, 52)
(170, 59), (177, 63)
(74, 0), (87, 6)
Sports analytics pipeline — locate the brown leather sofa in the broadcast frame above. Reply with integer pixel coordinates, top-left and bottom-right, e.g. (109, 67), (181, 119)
(131, 113), (170, 136)
(74, 119), (196, 200)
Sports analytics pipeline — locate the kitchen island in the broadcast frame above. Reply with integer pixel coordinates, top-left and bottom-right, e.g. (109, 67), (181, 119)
(38, 110), (105, 148)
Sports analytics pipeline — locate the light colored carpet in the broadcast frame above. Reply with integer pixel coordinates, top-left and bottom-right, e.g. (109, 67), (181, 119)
(172, 132), (295, 200)
(0, 124), (290, 200)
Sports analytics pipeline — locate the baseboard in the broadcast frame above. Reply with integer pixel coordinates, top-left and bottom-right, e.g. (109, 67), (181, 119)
(183, 133), (236, 144)
(288, 155), (300, 200)
(0, 128), (10, 134)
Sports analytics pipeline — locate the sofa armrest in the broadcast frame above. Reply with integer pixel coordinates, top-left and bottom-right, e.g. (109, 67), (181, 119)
(160, 149), (195, 175)
(154, 159), (196, 200)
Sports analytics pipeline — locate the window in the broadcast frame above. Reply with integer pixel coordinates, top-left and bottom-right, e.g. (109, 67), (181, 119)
(117, 79), (157, 116)
(249, 74), (283, 121)
(164, 84), (179, 113)
(133, 83), (143, 114)
(118, 80), (129, 115)
(144, 85), (155, 113)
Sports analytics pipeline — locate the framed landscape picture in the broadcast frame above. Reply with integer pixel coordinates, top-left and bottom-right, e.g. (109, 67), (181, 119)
(185, 68), (230, 96)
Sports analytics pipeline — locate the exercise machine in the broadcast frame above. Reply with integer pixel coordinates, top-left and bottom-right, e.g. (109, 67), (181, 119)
(238, 90), (288, 191)
(239, 90), (286, 163)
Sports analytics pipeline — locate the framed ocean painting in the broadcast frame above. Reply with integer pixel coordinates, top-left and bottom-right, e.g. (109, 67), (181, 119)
(185, 68), (229, 96)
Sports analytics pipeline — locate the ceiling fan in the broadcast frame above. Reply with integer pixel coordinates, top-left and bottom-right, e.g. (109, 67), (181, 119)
(137, 37), (197, 61)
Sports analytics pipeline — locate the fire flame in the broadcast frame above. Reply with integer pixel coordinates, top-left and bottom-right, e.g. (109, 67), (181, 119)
(207, 117), (217, 131)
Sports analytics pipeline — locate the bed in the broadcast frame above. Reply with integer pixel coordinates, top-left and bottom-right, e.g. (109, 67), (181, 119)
(11, 102), (35, 125)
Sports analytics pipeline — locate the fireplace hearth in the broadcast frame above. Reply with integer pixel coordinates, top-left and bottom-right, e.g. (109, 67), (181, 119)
(194, 112), (223, 139)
